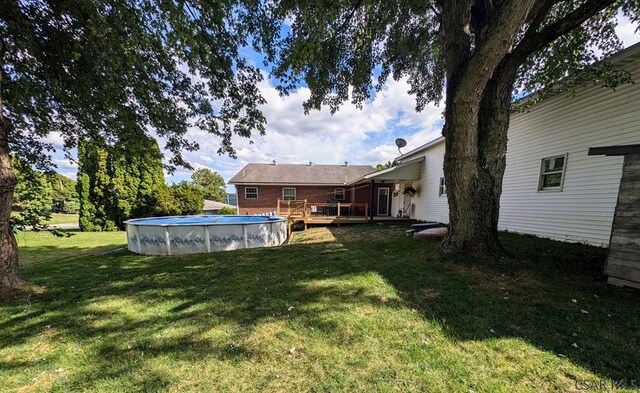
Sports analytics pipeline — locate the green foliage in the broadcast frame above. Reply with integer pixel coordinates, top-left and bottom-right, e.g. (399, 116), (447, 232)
(111, 133), (167, 220)
(77, 134), (167, 231)
(191, 168), (227, 202)
(49, 173), (79, 213)
(77, 172), (98, 231)
(170, 181), (205, 215)
(2, 0), (267, 170)
(152, 184), (180, 217)
(375, 161), (396, 171)
(11, 158), (80, 227)
(246, 2), (639, 113)
(11, 159), (53, 230)
(217, 206), (237, 215)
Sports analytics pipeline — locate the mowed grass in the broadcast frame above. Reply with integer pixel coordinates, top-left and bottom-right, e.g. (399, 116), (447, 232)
(1, 224), (639, 392)
(15, 230), (126, 265)
(10, 212), (79, 226)
(45, 213), (79, 226)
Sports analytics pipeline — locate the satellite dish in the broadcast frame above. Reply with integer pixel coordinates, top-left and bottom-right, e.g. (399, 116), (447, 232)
(395, 138), (407, 153)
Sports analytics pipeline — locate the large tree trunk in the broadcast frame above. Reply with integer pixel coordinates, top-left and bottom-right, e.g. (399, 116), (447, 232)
(0, 117), (20, 288)
(0, 37), (22, 288)
(439, 62), (519, 257)
(440, 74), (506, 256)
(438, 0), (535, 257)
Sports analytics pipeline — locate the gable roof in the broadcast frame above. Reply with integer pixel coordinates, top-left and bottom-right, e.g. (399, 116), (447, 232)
(396, 136), (445, 162)
(228, 163), (376, 186)
(203, 199), (235, 211)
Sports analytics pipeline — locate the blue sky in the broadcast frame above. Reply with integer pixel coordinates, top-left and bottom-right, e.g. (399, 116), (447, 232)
(44, 16), (639, 194)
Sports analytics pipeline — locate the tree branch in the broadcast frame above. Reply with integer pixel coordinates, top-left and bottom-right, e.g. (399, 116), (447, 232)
(440, 0), (474, 77)
(456, 0), (536, 97)
(522, 0), (557, 41)
(512, 0), (617, 62)
(337, 0), (363, 35)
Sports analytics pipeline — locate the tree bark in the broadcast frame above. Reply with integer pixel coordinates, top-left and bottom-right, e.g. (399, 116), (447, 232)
(439, 0), (535, 257)
(0, 120), (20, 288)
(0, 37), (22, 288)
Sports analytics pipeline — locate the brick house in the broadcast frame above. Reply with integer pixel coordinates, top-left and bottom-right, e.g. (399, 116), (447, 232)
(228, 161), (420, 218)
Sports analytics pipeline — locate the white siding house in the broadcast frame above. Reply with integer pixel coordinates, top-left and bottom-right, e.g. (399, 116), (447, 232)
(394, 42), (640, 246)
(411, 140), (449, 224)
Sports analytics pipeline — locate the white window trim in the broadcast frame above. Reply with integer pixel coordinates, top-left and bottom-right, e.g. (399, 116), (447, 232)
(282, 187), (296, 201)
(245, 187), (258, 199)
(538, 153), (568, 192)
(439, 177), (446, 196)
(334, 187), (345, 200)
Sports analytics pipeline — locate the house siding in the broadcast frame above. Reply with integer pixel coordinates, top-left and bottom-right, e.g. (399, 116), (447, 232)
(411, 142), (449, 224)
(406, 54), (640, 246)
(499, 58), (640, 245)
(235, 185), (354, 215)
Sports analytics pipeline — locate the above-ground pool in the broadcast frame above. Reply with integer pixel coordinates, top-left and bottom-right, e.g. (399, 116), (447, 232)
(125, 215), (287, 255)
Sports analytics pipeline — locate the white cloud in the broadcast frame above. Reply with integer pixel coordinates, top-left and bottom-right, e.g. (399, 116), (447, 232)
(59, 171), (77, 180)
(41, 132), (65, 148)
(171, 73), (445, 186)
(53, 158), (77, 170)
(616, 12), (640, 47)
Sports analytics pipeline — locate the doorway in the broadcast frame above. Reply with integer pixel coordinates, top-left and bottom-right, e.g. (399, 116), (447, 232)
(377, 187), (390, 216)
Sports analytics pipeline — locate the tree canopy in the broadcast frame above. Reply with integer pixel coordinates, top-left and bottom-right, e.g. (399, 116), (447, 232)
(247, 1), (637, 112)
(0, 0), (268, 286)
(11, 159), (78, 230)
(76, 133), (167, 231)
(2, 0), (267, 171)
(171, 181), (205, 215)
(191, 168), (227, 202)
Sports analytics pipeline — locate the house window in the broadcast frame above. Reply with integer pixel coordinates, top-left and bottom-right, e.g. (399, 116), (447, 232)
(439, 177), (446, 196)
(538, 154), (568, 191)
(282, 187), (296, 201)
(334, 188), (345, 200)
(245, 187), (258, 199)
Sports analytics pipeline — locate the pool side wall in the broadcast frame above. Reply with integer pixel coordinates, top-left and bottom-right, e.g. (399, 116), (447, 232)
(126, 219), (287, 255)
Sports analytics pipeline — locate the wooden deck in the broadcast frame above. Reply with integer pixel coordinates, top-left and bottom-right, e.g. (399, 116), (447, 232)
(277, 199), (411, 234)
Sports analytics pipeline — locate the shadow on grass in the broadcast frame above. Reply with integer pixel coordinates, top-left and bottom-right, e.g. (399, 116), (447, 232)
(1, 223), (638, 390)
(342, 229), (639, 381)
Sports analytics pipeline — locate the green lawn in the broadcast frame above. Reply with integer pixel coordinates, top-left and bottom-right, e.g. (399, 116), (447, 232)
(11, 212), (79, 226)
(45, 213), (79, 226)
(1, 225), (638, 392)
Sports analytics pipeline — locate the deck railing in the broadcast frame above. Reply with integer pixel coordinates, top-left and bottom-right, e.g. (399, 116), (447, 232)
(277, 199), (369, 218)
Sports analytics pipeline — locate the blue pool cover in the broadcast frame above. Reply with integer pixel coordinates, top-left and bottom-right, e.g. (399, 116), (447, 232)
(125, 215), (285, 226)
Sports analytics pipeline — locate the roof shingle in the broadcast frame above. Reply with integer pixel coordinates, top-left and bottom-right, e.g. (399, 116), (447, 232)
(228, 163), (375, 185)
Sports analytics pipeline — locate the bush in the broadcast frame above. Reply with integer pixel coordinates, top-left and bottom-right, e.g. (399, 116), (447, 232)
(171, 181), (204, 215)
(217, 206), (237, 215)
